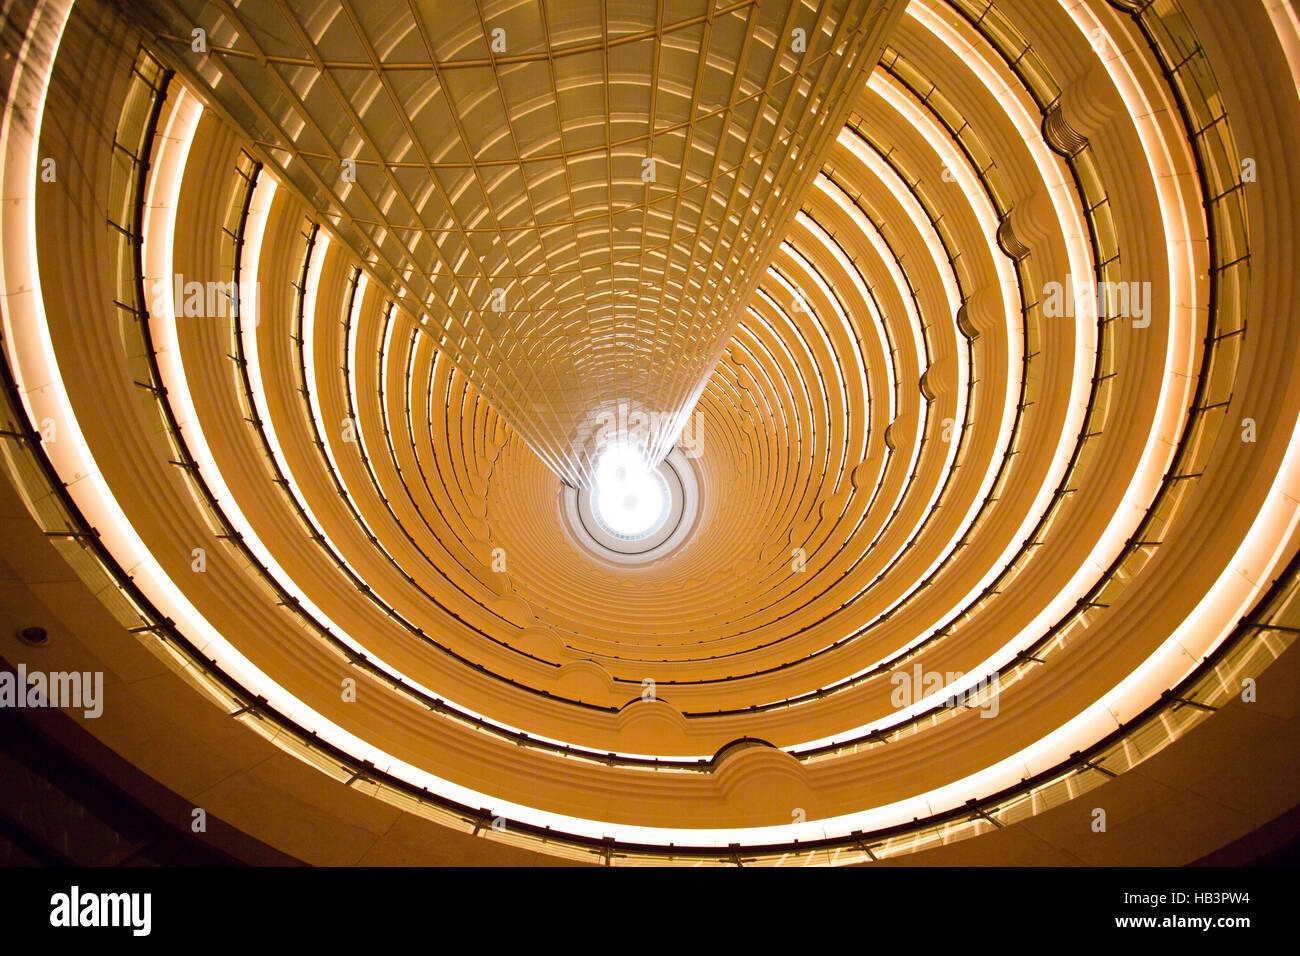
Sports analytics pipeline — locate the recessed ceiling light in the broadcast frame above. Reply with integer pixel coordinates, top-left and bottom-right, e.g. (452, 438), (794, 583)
(17, 626), (48, 646)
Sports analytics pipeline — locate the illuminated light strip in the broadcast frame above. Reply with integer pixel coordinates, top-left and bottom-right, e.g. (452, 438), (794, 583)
(785, 69), (1096, 723)
(759, 267), (844, 462)
(346, 270), (368, 478)
(144, 95), (369, 671)
(302, 252), (426, 572)
(234, 195), (393, 659)
(902, 0), (1099, 408)
(0, 0), (74, 436)
(237, 212), (438, 652)
(773, 202), (979, 629)
(796, 206), (944, 540)
(766, 250), (855, 479)
(777, 229), (896, 422)
(344, 275), (488, 592)
(790, 187), (964, 527)
(774, 240), (878, 450)
(863, 74), (1024, 345)
(414, 348), (467, 546)
(800, 201), (927, 404)
(377, 312), (441, 548)
(374, 300), (430, 548)
(714, 309), (818, 567)
(303, 261), (432, 574)
(743, 289), (820, 482)
(825, 136), (1016, 606)
(804, 215), (898, 420)
(729, 259), (926, 652)
(774, 235), (889, 426)
(142, 97), (398, 684)
(777, 235), (871, 430)
(0, 2), (168, 593)
(771, 241), (869, 504)
(820, 140), (970, 431)
(759, 246), (921, 566)
(1050, 0), (1206, 464)
(848, 76), (1024, 439)
(347, 275), (497, 625)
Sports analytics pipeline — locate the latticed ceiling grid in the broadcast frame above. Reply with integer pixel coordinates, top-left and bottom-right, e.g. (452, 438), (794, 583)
(143, 0), (895, 486)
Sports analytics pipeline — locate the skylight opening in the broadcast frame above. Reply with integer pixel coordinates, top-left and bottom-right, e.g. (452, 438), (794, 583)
(591, 443), (670, 540)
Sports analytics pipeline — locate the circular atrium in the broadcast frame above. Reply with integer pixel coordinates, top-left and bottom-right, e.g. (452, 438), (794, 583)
(1, 0), (1299, 870)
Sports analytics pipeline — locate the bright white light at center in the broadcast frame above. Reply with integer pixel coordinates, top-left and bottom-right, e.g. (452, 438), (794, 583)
(593, 445), (666, 538)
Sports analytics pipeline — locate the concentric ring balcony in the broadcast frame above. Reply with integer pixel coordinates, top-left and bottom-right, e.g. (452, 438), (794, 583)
(1, 0), (1298, 867)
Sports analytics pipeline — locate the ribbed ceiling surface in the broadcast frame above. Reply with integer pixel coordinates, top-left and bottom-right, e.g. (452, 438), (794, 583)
(2, 0), (1300, 865)
(131, 0), (898, 485)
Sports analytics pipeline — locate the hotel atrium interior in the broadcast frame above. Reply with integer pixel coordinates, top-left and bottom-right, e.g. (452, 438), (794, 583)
(1, 0), (1299, 867)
